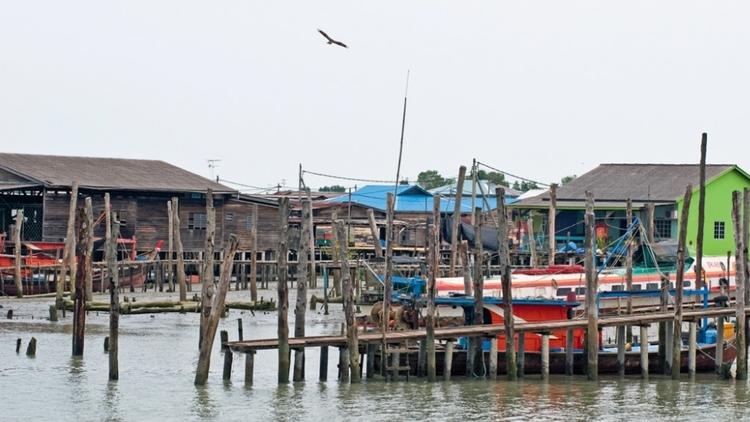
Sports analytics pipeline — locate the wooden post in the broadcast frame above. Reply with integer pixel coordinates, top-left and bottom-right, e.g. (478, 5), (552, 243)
(57, 182), (78, 308)
(640, 324), (649, 378)
(460, 241), (472, 296)
(541, 333), (550, 380)
(716, 316), (725, 377)
(626, 198), (634, 343)
(335, 220), (360, 382)
(223, 349), (233, 381)
(84, 198), (94, 302)
(381, 192), (395, 377)
(245, 351), (255, 386)
(732, 190), (747, 380)
(489, 337), (498, 380)
(367, 209), (383, 258)
(49, 305), (58, 322)
(617, 325), (626, 376)
(366, 344), (376, 378)
(426, 196), (440, 382)
(496, 188), (516, 380)
(548, 183), (558, 265)
(672, 185), (692, 379)
(16, 338), (22, 353)
(744, 188), (750, 305)
(449, 165), (467, 277)
(72, 207), (88, 357)
(13, 210), (23, 298)
(194, 235), (240, 385)
(199, 189), (216, 349)
(444, 341), (454, 381)
(250, 204), (259, 302)
(688, 321), (697, 377)
(172, 198), (187, 302)
(695, 133), (707, 289)
(220, 330), (229, 351)
(319, 346), (329, 381)
(565, 328), (574, 375)
(584, 191), (598, 380)
(517, 333), (525, 377)
(26, 337), (36, 356)
(646, 203), (655, 244)
(105, 193), (120, 380)
(470, 207), (484, 377)
(527, 214), (537, 268)
(293, 200), (312, 382)
(277, 198), (291, 384)
(167, 200), (174, 293)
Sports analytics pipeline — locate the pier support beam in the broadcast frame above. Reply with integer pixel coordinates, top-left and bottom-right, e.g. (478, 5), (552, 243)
(617, 325), (626, 376)
(732, 190), (747, 380)
(223, 350), (233, 381)
(565, 328), (574, 375)
(489, 338), (498, 380)
(244, 351), (255, 386)
(517, 334), (525, 378)
(444, 341), (454, 381)
(319, 346), (329, 382)
(640, 325), (649, 378)
(541, 333), (550, 380)
(688, 321), (697, 377)
(584, 192), (598, 380)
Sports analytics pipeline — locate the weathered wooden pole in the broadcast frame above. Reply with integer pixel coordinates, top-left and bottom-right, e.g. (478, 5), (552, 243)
(625, 199), (634, 340)
(194, 235), (240, 385)
(716, 316), (726, 377)
(367, 208), (383, 258)
(84, 197), (94, 302)
(496, 188), (516, 380)
(548, 183), (558, 265)
(732, 190), (747, 380)
(688, 321), (697, 377)
(319, 346), (329, 381)
(617, 325), (626, 376)
(444, 341), (454, 381)
(277, 198), (291, 384)
(57, 181), (78, 308)
(72, 207), (88, 357)
(527, 214), (537, 268)
(13, 209), (23, 298)
(672, 185), (692, 379)
(541, 333), (550, 380)
(250, 204), (259, 302)
(223, 348), (234, 381)
(330, 212), (341, 298)
(489, 337), (498, 380)
(26, 337), (36, 356)
(167, 200), (174, 293)
(565, 328), (574, 375)
(171, 197), (187, 302)
(744, 188), (750, 306)
(293, 199), (311, 382)
(199, 189), (216, 348)
(470, 207), (484, 376)
(335, 220), (360, 382)
(460, 241), (472, 296)
(584, 191), (598, 380)
(646, 203), (655, 244)
(105, 193), (120, 380)
(517, 332), (525, 377)
(449, 166), (467, 277)
(426, 196), (440, 382)
(381, 192), (395, 377)
(695, 133), (707, 289)
(640, 324), (649, 378)
(245, 351), (256, 386)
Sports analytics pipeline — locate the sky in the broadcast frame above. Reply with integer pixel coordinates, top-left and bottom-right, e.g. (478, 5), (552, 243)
(2, 1), (749, 193)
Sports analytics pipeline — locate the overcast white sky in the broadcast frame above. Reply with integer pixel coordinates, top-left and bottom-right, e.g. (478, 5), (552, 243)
(2, 1), (748, 192)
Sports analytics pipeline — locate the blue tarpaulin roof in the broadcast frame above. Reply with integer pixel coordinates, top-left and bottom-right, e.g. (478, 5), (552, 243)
(326, 184), (515, 213)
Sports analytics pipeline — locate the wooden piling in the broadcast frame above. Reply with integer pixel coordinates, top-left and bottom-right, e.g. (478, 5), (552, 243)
(640, 324), (649, 378)
(744, 188), (750, 305)
(293, 200), (311, 382)
(84, 198), (94, 301)
(367, 208), (383, 258)
(695, 133), (707, 289)
(57, 182), (78, 308)
(366, 344), (376, 378)
(199, 189), (216, 349)
(26, 337), (36, 356)
(223, 349), (233, 381)
(277, 198), (291, 384)
(72, 207), (88, 357)
(517, 333), (525, 378)
(584, 191), (598, 380)
(49, 305), (58, 322)
(104, 336), (109, 352)
(319, 346), (329, 381)
(449, 165), (467, 277)
(16, 338), (21, 353)
(167, 200), (175, 293)
(245, 351), (255, 386)
(13, 210), (23, 298)
(171, 198), (187, 302)
(688, 321), (697, 376)
(565, 328), (574, 375)
(626, 198), (634, 342)
(541, 333), (550, 380)
(250, 205), (259, 302)
(381, 193), (395, 377)
(460, 241), (472, 296)
(732, 190), (747, 380)
(237, 319), (243, 341)
(335, 219), (360, 382)
(338, 347), (350, 382)
(426, 196), (440, 382)
(194, 235), (240, 385)
(470, 207), (484, 376)
(220, 330), (229, 351)
(105, 193), (120, 381)
(496, 188), (516, 380)
(444, 341), (454, 381)
(617, 325), (626, 376)
(527, 214), (537, 268)
(548, 183), (558, 265)
(716, 316), (725, 377)
(489, 337), (498, 380)
(672, 185), (692, 379)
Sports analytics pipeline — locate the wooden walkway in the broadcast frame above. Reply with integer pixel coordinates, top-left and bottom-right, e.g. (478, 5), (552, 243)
(227, 306), (740, 353)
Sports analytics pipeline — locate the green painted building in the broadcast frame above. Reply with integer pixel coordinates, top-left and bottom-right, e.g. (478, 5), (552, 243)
(510, 163), (750, 257)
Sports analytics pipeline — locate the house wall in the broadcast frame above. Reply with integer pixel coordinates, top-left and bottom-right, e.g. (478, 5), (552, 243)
(678, 169), (750, 256)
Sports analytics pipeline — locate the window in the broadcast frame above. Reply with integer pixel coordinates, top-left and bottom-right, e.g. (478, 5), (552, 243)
(556, 287), (572, 296)
(714, 221), (725, 239)
(188, 213), (207, 230)
(611, 285), (623, 291)
(654, 219), (672, 239)
(632, 284), (642, 291)
(575, 287), (586, 295)
(646, 283), (658, 291)
(225, 213), (234, 222)
(683, 280), (691, 288)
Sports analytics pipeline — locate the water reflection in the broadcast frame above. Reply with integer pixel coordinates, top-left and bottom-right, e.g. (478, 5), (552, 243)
(103, 382), (123, 422)
(192, 386), (216, 419)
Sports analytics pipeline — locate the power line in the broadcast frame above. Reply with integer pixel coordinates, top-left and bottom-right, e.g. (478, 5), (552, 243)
(302, 169), (396, 184)
(475, 160), (550, 187)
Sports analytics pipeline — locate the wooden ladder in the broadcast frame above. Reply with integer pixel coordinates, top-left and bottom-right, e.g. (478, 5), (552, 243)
(385, 341), (412, 381)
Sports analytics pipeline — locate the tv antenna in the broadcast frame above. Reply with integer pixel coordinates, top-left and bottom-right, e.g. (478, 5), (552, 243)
(207, 159), (221, 180)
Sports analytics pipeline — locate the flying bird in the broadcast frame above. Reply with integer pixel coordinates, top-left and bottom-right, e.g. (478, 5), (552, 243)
(318, 29), (348, 48)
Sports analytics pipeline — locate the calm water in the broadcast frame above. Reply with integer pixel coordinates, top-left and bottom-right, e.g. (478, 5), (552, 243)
(2, 288), (750, 421)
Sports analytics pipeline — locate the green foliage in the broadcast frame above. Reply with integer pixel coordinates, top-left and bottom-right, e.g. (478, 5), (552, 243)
(512, 180), (539, 192)
(319, 185), (346, 193)
(476, 170), (510, 187)
(561, 175), (577, 185)
(416, 170), (449, 190)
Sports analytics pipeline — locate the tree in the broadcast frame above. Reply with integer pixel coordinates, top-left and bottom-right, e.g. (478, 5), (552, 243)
(417, 170), (449, 190)
(561, 175), (577, 185)
(319, 185), (346, 193)
(512, 180), (539, 192)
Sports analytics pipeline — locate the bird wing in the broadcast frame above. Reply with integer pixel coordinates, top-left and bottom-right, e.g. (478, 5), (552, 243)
(318, 29), (333, 42)
(332, 40), (348, 48)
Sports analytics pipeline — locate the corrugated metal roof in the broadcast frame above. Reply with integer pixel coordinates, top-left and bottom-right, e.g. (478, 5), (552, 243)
(0, 153), (234, 193)
(430, 180), (522, 198)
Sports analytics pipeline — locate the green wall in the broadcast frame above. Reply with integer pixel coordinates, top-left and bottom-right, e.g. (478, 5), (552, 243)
(677, 168), (750, 256)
